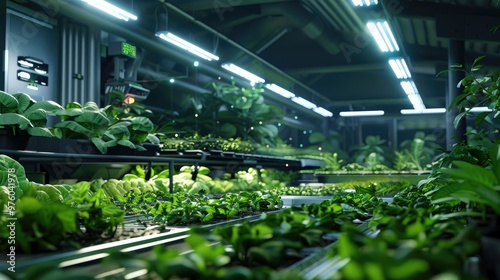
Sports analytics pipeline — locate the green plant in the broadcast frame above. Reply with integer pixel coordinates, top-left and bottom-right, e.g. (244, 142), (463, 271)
(53, 101), (159, 154)
(396, 131), (440, 171)
(430, 144), (500, 215)
(0, 91), (62, 137)
(182, 83), (284, 147)
(446, 56), (500, 134)
(351, 135), (393, 167)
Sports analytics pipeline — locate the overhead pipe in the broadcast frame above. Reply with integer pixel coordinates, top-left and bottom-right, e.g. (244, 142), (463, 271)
(259, 2), (341, 55)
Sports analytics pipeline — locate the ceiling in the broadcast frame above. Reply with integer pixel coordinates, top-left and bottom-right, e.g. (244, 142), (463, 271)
(146, 0), (500, 115)
(16, 0), (500, 120)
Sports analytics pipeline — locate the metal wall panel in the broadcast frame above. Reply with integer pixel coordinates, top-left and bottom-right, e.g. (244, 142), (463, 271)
(60, 18), (100, 106)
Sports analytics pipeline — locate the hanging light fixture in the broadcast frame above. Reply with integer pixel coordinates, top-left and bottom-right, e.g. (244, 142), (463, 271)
(352, 0), (378, 6)
(265, 83), (295, 98)
(388, 58), (411, 79)
(313, 107), (333, 117)
(366, 21), (399, 52)
(81, 0), (137, 21)
(221, 63), (265, 84)
(401, 108), (446, 114)
(291, 96), (317, 109)
(339, 110), (385, 117)
(156, 32), (219, 61)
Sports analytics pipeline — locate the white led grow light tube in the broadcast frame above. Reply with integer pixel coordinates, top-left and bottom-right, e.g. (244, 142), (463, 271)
(265, 83), (295, 98)
(221, 63), (265, 84)
(156, 32), (219, 61)
(82, 0), (137, 21)
(367, 21), (399, 52)
(339, 110), (384, 117)
(401, 108), (445, 114)
(313, 107), (333, 117)
(291, 96), (317, 109)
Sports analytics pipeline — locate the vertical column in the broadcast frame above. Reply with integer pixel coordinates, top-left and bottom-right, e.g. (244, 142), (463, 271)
(446, 39), (466, 148)
(0, 0), (6, 90)
(389, 118), (398, 150)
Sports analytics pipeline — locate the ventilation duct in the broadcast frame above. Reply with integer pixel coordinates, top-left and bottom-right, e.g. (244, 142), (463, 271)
(260, 2), (341, 55)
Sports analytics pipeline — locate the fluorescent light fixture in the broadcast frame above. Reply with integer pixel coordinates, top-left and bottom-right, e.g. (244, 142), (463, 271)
(401, 108), (446, 114)
(366, 21), (399, 52)
(407, 93), (425, 111)
(221, 63), (265, 84)
(291, 96), (317, 109)
(400, 80), (425, 111)
(468, 107), (493, 112)
(389, 58), (411, 79)
(81, 0), (137, 21)
(313, 107), (333, 117)
(265, 83), (295, 98)
(339, 110), (385, 117)
(156, 32), (219, 61)
(352, 0), (378, 6)
(400, 80), (418, 95)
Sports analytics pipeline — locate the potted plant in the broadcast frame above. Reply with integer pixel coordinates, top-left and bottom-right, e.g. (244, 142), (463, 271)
(0, 91), (63, 150)
(46, 101), (159, 155)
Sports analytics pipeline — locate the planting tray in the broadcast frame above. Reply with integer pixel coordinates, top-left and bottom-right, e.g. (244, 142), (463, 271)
(315, 172), (430, 185)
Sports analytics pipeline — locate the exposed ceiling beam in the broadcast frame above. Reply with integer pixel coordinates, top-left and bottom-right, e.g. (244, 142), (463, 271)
(396, 0), (500, 19)
(285, 63), (385, 75)
(168, 0), (292, 12)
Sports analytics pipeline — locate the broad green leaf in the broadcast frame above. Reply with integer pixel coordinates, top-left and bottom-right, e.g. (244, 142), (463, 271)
(83, 101), (100, 111)
(472, 55), (486, 67)
(145, 134), (160, 144)
(74, 110), (110, 126)
(453, 111), (467, 129)
(0, 90), (19, 109)
(23, 108), (46, 121)
(91, 137), (107, 154)
(388, 259), (429, 279)
(0, 155), (29, 198)
(54, 121), (91, 135)
(27, 127), (54, 137)
(55, 107), (83, 117)
(430, 183), (476, 201)
(12, 92), (35, 113)
(0, 113), (33, 129)
(490, 145), (500, 182)
(441, 160), (498, 187)
(65, 102), (83, 109)
(117, 139), (136, 149)
(23, 100), (63, 115)
(476, 111), (491, 127)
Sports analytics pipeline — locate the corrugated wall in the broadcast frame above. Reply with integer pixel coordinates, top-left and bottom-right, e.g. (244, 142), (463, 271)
(60, 18), (100, 105)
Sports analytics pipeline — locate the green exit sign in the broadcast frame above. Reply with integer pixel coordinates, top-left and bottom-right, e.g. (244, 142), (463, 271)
(108, 41), (137, 58)
(121, 42), (136, 58)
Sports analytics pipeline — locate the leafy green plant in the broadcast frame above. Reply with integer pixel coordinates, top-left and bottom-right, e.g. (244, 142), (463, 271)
(351, 135), (393, 167)
(446, 56), (500, 132)
(52, 101), (159, 154)
(430, 144), (500, 215)
(181, 83), (284, 147)
(397, 131), (440, 171)
(0, 91), (62, 137)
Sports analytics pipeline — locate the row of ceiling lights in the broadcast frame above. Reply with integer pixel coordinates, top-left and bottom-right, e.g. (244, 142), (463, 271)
(346, 3), (492, 116)
(81, 0), (334, 118)
(352, 0), (427, 116)
(82, 0), (492, 118)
